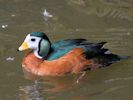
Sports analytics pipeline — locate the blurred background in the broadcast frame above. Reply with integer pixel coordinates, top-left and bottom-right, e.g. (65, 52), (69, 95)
(0, 0), (133, 100)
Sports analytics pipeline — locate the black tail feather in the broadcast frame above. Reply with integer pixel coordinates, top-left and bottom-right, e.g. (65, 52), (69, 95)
(98, 42), (107, 45)
(101, 48), (109, 54)
(91, 53), (120, 67)
(97, 42), (107, 48)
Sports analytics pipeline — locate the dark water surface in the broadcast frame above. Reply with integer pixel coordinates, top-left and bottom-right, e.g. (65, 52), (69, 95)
(0, 0), (133, 100)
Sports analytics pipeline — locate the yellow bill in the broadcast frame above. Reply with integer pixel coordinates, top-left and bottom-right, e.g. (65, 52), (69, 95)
(18, 42), (29, 51)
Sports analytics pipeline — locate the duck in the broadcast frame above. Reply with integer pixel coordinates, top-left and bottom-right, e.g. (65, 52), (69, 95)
(18, 32), (125, 76)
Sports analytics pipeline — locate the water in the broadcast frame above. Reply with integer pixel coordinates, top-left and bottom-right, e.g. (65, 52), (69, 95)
(0, 0), (133, 100)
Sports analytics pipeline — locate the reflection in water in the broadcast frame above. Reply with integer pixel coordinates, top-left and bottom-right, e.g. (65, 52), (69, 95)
(19, 69), (105, 100)
(23, 70), (79, 92)
(19, 80), (43, 100)
(19, 70), (80, 100)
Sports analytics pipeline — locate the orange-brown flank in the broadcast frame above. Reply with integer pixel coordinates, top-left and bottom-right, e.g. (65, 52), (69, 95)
(22, 48), (93, 76)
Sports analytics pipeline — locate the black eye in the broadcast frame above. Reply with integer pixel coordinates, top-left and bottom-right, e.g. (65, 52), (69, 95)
(31, 38), (36, 42)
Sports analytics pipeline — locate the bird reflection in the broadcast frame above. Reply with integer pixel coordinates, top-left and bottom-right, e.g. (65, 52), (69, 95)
(19, 70), (82, 100)
(19, 80), (43, 100)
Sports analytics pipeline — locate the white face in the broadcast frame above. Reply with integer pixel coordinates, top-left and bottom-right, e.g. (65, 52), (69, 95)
(24, 34), (41, 50)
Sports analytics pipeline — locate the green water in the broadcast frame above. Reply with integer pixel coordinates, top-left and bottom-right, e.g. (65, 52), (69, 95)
(0, 0), (133, 100)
